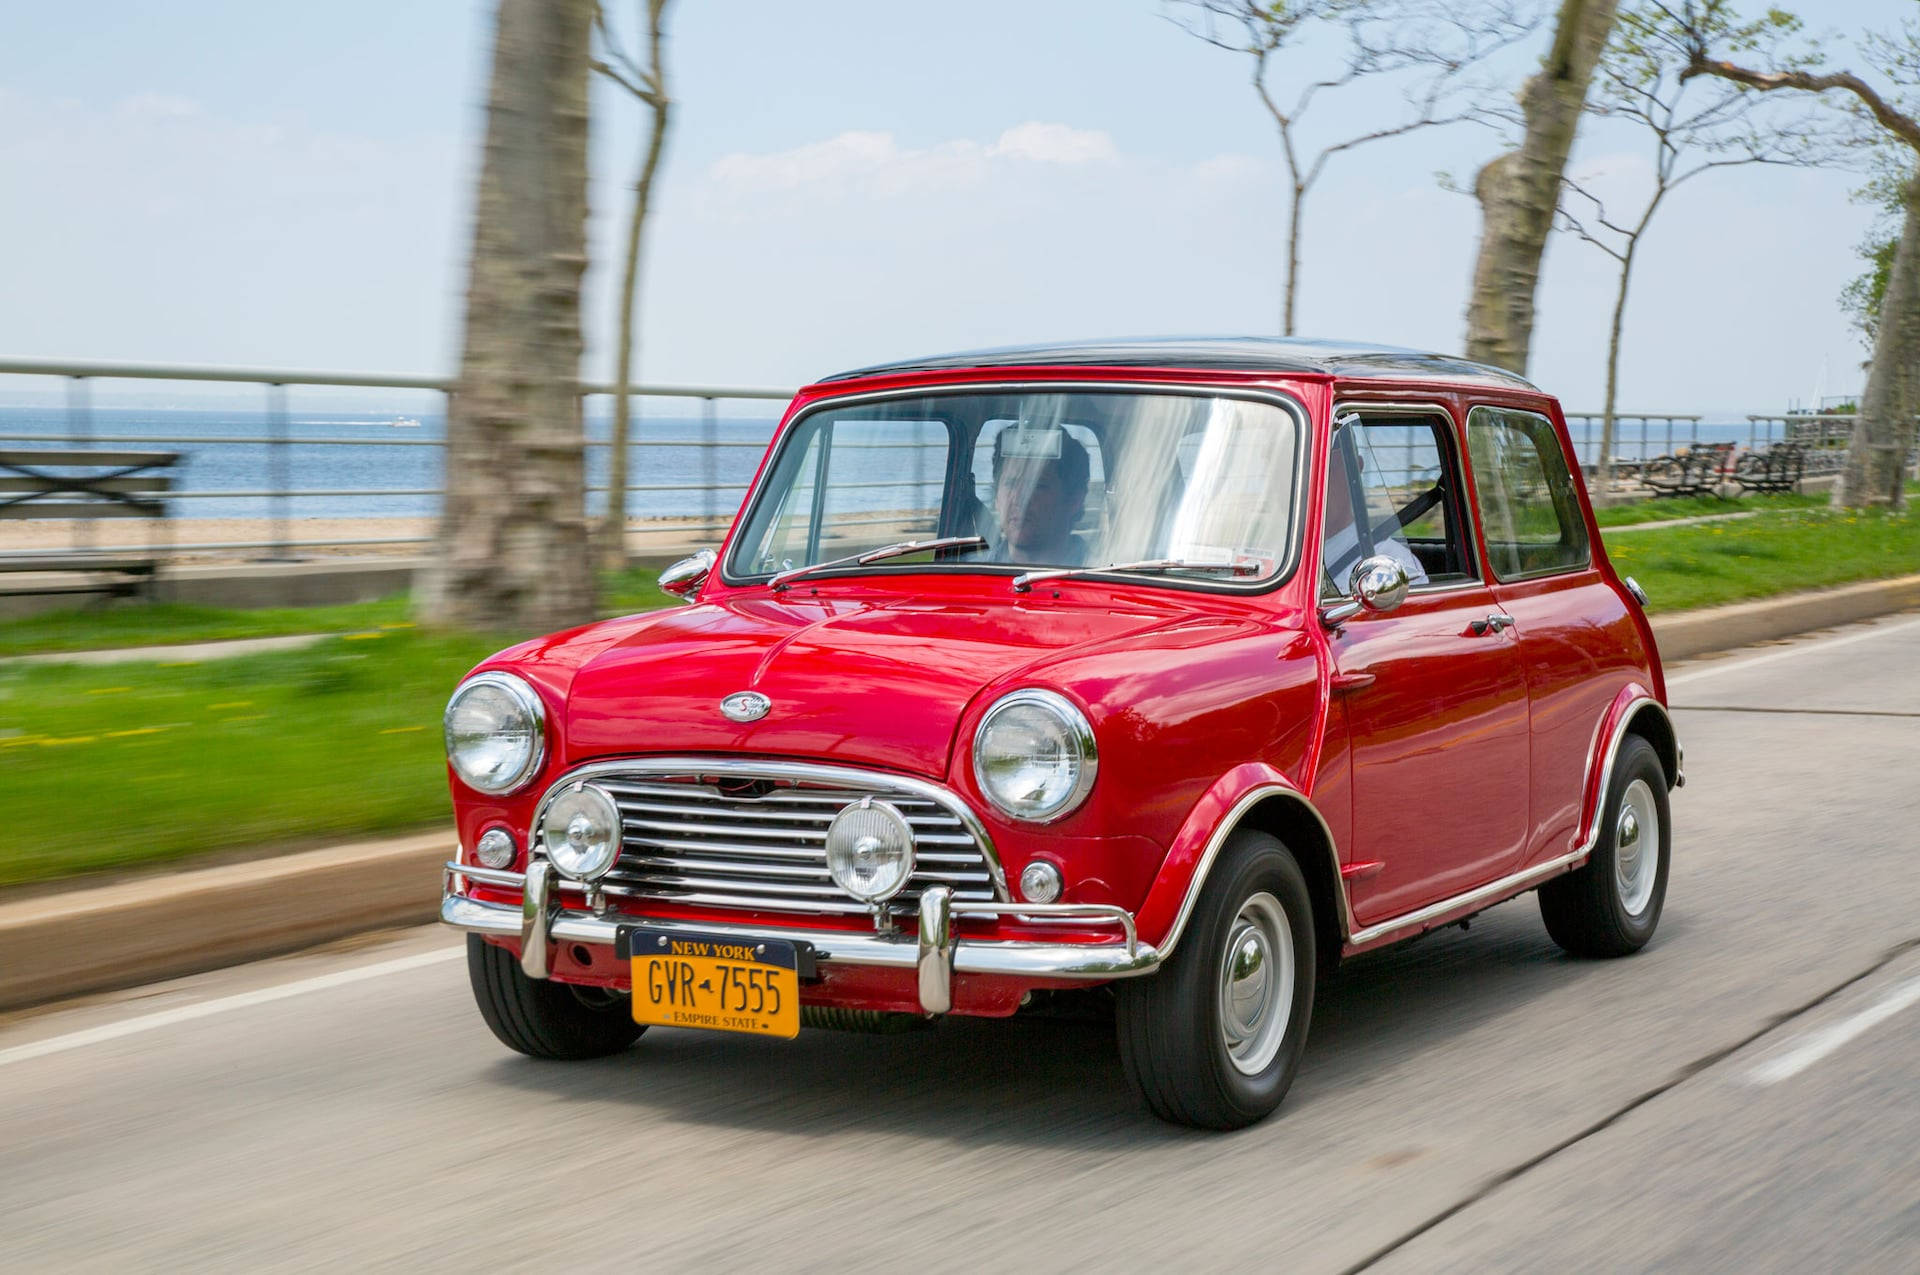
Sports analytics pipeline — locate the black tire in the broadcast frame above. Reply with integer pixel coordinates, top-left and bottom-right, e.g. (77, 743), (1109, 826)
(1539, 735), (1670, 958)
(466, 935), (646, 1060)
(1115, 830), (1316, 1130)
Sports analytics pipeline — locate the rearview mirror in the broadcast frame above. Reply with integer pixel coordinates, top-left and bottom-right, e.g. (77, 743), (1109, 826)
(659, 549), (715, 604)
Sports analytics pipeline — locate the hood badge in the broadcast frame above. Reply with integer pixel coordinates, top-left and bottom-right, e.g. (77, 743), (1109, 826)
(720, 691), (772, 723)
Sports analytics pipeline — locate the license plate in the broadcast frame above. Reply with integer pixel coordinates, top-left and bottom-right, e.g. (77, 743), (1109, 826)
(627, 928), (801, 1039)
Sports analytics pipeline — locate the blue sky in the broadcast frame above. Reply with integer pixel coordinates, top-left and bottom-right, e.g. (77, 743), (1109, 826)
(0, 1), (1901, 413)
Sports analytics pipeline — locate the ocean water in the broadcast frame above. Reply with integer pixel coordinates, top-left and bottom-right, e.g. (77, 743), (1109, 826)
(0, 404), (1805, 522)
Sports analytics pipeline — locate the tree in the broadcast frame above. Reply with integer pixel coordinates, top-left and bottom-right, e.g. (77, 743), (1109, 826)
(1560, 2), (1824, 494)
(1839, 149), (1907, 353)
(593, 0), (675, 570)
(1680, 2), (1920, 510)
(1172, 0), (1535, 336)
(1463, 0), (1620, 373)
(417, 0), (598, 629)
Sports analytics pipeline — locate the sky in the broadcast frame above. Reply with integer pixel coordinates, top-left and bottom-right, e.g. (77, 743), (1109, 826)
(0, 0), (1905, 415)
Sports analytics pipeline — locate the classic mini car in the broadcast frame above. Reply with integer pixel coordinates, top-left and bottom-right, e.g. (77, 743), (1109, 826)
(440, 338), (1681, 1129)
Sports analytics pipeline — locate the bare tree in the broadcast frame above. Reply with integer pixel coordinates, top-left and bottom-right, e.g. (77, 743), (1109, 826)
(1562, 2), (1828, 494)
(593, 0), (675, 570)
(1680, 1), (1920, 510)
(418, 0), (597, 630)
(1171, 0), (1536, 336)
(1463, 0), (1620, 373)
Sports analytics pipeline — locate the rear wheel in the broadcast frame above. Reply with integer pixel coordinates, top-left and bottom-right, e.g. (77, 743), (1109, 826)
(1115, 830), (1316, 1129)
(466, 935), (645, 1059)
(1539, 735), (1670, 957)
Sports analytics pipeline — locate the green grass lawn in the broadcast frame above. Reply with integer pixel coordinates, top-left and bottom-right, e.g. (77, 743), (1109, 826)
(1592, 490), (1825, 528)
(3, 507), (1917, 889)
(1607, 501), (1920, 613)
(0, 566), (675, 657)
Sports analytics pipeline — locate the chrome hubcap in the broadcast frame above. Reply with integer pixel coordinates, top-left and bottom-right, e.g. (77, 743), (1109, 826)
(1614, 778), (1660, 917)
(1216, 891), (1295, 1075)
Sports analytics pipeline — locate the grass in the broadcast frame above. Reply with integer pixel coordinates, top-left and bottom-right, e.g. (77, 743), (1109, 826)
(0, 566), (675, 658)
(1592, 490), (1825, 528)
(1607, 500), (1920, 612)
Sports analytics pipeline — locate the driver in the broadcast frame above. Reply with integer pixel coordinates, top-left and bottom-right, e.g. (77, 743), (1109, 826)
(991, 427), (1090, 565)
(1321, 447), (1428, 592)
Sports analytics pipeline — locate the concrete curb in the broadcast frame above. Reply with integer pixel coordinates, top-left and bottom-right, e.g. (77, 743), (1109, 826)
(6, 574), (1918, 1012)
(0, 833), (447, 1012)
(1647, 573), (1920, 662)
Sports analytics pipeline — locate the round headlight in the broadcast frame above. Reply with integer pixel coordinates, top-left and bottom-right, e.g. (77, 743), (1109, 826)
(444, 672), (546, 795)
(539, 783), (623, 881)
(825, 798), (917, 903)
(972, 689), (1097, 822)
(474, 827), (517, 870)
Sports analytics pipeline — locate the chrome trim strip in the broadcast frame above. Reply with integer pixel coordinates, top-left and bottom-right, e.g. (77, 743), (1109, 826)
(519, 859), (553, 980)
(1344, 847), (1586, 947)
(719, 380), (1314, 598)
(1576, 697), (1674, 853)
(1153, 784), (1353, 965)
(530, 756), (1009, 902)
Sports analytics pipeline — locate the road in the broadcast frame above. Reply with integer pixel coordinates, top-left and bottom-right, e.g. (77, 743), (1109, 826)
(4, 613), (1920, 1272)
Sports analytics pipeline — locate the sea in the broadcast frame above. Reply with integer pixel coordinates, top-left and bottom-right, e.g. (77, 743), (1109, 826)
(0, 403), (1806, 523)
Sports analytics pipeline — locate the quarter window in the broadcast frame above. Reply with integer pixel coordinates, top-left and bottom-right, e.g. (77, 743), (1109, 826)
(1467, 406), (1591, 580)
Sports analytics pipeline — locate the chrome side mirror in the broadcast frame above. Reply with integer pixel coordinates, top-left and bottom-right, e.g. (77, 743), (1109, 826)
(1318, 554), (1411, 628)
(658, 548), (715, 604)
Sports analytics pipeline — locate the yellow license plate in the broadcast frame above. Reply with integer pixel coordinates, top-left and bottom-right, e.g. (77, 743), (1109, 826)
(628, 928), (801, 1039)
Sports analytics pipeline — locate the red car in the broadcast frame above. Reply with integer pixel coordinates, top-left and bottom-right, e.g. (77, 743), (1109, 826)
(441, 338), (1680, 1129)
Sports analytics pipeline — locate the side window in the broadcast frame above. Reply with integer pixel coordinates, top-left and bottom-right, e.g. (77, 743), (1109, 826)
(1466, 406), (1591, 580)
(1321, 413), (1475, 597)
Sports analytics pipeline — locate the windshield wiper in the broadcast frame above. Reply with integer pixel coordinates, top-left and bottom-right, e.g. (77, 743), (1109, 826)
(768, 535), (987, 591)
(1012, 557), (1263, 593)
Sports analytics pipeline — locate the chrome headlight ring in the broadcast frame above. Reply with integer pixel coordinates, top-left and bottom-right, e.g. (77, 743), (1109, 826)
(443, 671), (547, 796)
(971, 688), (1098, 823)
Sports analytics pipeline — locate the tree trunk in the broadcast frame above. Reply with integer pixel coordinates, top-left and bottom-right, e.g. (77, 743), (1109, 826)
(1463, 0), (1619, 373)
(418, 0), (596, 630)
(1283, 182), (1303, 336)
(599, 94), (672, 569)
(1839, 166), (1920, 510)
(1596, 241), (1635, 498)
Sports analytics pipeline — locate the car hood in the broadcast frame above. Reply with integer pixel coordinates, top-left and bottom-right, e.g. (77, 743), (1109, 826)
(562, 591), (1191, 777)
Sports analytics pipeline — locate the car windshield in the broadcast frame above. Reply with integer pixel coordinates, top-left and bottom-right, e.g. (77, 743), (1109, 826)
(727, 389), (1305, 588)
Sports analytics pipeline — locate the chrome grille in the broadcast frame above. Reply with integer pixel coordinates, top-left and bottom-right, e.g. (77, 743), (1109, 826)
(539, 762), (1003, 917)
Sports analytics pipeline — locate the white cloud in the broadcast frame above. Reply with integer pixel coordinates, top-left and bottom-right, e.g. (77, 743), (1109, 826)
(704, 122), (1119, 199)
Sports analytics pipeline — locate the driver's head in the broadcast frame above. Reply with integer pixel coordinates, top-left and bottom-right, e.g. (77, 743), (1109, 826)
(992, 428), (1090, 559)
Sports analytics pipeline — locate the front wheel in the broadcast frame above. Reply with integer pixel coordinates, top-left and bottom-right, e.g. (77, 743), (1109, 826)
(1538, 734), (1671, 957)
(466, 935), (646, 1059)
(1115, 830), (1316, 1129)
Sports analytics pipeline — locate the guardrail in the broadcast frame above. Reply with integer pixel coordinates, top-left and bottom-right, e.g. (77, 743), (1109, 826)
(0, 359), (796, 561)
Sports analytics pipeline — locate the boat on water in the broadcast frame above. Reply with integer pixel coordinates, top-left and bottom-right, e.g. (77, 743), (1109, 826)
(389, 416), (421, 428)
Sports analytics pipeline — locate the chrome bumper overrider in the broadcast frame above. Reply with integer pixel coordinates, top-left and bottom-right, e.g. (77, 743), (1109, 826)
(441, 860), (1161, 1015)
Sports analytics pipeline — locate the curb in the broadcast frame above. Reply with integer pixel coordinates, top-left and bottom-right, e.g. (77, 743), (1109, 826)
(0, 832), (447, 1012)
(1647, 573), (1920, 662)
(6, 575), (1918, 1012)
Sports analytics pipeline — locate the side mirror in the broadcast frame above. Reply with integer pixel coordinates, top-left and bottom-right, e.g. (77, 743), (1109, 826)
(658, 549), (715, 604)
(1318, 554), (1411, 628)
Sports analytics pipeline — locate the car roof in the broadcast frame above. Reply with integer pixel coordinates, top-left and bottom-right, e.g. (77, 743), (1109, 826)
(816, 336), (1539, 392)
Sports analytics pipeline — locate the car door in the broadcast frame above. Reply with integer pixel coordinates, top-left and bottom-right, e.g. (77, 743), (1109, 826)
(1465, 404), (1645, 863)
(1321, 408), (1533, 926)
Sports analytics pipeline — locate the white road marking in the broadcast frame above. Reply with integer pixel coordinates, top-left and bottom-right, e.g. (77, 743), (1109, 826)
(0, 946), (462, 1069)
(1743, 975), (1920, 1086)
(1668, 614), (1920, 688)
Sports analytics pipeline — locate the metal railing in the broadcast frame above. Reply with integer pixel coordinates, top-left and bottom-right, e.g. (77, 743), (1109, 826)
(0, 358), (795, 561)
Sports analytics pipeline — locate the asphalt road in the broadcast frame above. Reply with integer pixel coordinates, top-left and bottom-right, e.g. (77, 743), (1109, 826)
(5, 613), (1920, 1273)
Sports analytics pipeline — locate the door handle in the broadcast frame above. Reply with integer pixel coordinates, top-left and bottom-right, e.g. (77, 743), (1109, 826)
(1470, 613), (1516, 636)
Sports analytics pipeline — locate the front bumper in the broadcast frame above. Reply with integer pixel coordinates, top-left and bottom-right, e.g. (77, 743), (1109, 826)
(441, 860), (1162, 1015)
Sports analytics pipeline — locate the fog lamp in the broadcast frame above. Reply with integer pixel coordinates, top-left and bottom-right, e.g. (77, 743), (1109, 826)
(1018, 860), (1063, 904)
(825, 797), (916, 903)
(539, 783), (622, 881)
(474, 827), (516, 870)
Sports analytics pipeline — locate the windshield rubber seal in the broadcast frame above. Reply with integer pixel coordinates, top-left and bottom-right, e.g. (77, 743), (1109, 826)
(717, 380), (1313, 598)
